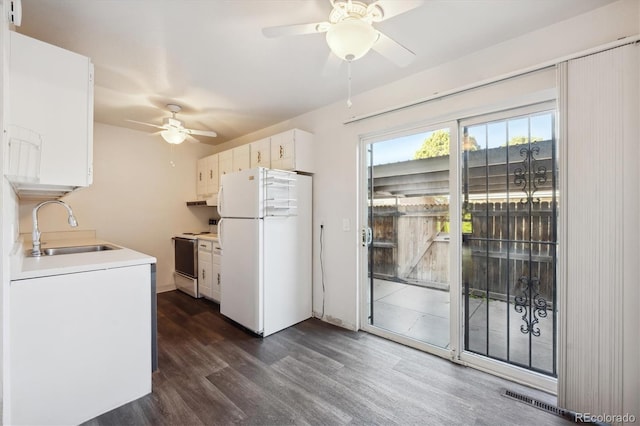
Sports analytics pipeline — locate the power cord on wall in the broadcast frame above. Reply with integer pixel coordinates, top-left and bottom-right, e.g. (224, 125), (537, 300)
(319, 224), (326, 319)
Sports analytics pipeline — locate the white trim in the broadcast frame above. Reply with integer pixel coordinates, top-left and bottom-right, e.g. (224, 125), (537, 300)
(344, 35), (640, 125)
(556, 61), (569, 408)
(361, 323), (454, 361)
(448, 123), (461, 359)
(459, 351), (557, 394)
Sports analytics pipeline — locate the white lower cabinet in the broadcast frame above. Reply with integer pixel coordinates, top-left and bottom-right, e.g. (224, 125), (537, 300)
(212, 248), (221, 302)
(198, 238), (220, 302)
(198, 240), (213, 300)
(10, 265), (152, 426)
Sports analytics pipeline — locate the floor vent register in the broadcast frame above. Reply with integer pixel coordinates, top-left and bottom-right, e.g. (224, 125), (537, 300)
(501, 388), (605, 424)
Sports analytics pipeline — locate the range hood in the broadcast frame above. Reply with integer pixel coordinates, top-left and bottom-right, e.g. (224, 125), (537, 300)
(186, 194), (217, 207)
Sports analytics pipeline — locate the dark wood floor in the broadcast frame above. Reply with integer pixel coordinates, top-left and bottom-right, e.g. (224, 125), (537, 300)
(84, 290), (569, 425)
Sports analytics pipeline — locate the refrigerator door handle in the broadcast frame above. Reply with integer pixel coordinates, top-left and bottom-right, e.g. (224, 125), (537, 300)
(218, 218), (224, 250)
(218, 184), (224, 217)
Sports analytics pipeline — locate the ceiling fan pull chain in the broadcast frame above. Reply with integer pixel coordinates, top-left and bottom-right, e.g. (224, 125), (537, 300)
(169, 144), (176, 168)
(347, 60), (353, 108)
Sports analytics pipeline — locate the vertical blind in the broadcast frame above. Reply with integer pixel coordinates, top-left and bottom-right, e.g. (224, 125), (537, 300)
(560, 43), (639, 421)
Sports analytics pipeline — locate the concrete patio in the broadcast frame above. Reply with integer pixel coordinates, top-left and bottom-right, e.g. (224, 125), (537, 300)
(370, 278), (555, 375)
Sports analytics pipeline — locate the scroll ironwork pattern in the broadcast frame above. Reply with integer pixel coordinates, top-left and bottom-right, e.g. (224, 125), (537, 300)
(512, 144), (550, 337)
(513, 146), (547, 205)
(514, 275), (548, 336)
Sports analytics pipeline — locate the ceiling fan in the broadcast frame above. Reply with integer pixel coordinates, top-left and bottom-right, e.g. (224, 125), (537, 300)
(262, 0), (423, 67)
(127, 104), (217, 144)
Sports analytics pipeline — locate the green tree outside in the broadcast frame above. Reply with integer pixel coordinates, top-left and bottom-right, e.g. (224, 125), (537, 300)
(414, 131), (545, 159)
(503, 136), (543, 146)
(414, 130), (479, 159)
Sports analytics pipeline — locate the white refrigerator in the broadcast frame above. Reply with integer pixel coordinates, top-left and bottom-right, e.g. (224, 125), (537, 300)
(218, 167), (312, 336)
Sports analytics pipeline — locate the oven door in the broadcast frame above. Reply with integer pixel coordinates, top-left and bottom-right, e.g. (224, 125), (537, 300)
(173, 237), (197, 278)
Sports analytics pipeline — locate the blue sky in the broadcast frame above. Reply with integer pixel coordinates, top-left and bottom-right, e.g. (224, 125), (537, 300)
(370, 113), (553, 165)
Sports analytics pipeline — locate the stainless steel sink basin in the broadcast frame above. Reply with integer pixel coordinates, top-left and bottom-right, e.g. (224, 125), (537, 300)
(27, 244), (121, 257)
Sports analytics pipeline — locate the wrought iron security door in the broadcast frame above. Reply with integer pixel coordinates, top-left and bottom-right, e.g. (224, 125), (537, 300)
(461, 109), (558, 376)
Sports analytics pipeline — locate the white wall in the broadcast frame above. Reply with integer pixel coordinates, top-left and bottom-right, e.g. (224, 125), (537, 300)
(17, 123), (216, 292)
(211, 0), (640, 331)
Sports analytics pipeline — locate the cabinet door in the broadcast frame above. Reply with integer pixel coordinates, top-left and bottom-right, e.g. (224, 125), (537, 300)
(198, 253), (213, 300)
(270, 130), (295, 171)
(211, 261), (221, 303)
(196, 157), (207, 196)
(8, 32), (94, 191)
(10, 266), (151, 426)
(219, 150), (233, 184)
(250, 138), (271, 168)
(206, 154), (219, 195)
(232, 145), (251, 172)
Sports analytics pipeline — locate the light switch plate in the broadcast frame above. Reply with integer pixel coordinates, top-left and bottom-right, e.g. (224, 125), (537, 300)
(342, 218), (350, 231)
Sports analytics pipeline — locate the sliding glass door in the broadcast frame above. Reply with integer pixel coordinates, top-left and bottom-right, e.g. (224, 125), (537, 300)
(361, 103), (558, 387)
(460, 106), (558, 377)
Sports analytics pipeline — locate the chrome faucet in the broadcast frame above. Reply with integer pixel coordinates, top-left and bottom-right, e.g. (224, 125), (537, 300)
(31, 200), (78, 257)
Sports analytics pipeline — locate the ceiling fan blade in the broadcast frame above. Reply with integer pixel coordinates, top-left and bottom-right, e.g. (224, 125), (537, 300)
(372, 31), (415, 67)
(185, 128), (217, 138)
(262, 22), (329, 38)
(126, 119), (166, 130)
(322, 51), (343, 77)
(186, 134), (201, 144)
(373, 0), (423, 21)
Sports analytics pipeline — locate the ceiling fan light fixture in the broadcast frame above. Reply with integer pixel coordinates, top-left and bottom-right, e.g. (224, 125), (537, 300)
(326, 19), (378, 61)
(161, 127), (187, 144)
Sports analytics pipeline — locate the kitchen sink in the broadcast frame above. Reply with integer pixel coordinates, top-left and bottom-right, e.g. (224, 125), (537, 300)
(27, 244), (121, 257)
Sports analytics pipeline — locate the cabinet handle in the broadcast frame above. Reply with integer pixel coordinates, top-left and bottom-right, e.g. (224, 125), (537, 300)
(202, 269), (205, 279)
(199, 172), (202, 181)
(257, 151), (261, 163)
(279, 145), (284, 159)
(209, 170), (213, 179)
(217, 273), (220, 285)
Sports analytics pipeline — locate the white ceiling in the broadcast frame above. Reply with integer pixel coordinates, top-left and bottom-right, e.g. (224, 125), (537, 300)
(16, 0), (615, 145)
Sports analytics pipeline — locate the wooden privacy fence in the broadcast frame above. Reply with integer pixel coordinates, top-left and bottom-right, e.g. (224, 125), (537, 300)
(371, 201), (557, 301)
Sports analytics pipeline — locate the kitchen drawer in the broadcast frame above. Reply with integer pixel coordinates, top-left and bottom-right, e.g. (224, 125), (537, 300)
(197, 240), (213, 252)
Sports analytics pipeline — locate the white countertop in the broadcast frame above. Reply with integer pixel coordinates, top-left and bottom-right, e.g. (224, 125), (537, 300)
(11, 237), (157, 281)
(196, 233), (219, 242)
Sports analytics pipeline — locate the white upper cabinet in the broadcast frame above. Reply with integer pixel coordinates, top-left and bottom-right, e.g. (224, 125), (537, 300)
(218, 149), (233, 180)
(232, 144), (250, 172)
(250, 137), (271, 168)
(196, 157), (207, 196)
(7, 31), (94, 199)
(206, 154), (219, 195)
(270, 129), (314, 173)
(196, 154), (219, 198)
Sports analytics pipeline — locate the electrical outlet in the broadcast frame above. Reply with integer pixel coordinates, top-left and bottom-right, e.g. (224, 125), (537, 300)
(342, 218), (350, 231)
